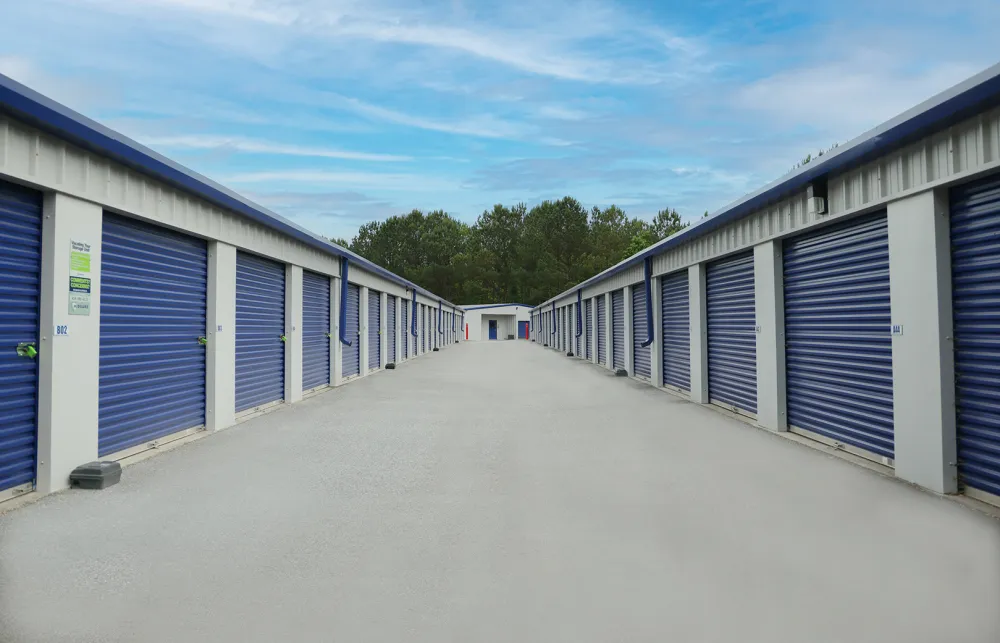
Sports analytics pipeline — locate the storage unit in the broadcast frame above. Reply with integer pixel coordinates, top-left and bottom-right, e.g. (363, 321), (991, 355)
(951, 173), (1000, 498)
(660, 271), (690, 391)
(784, 213), (893, 460)
(585, 299), (593, 359)
(401, 301), (409, 359)
(0, 181), (42, 495)
(235, 252), (286, 413)
(575, 306), (581, 356)
(706, 252), (756, 415)
(301, 270), (330, 392)
(561, 308), (567, 351)
(632, 285), (650, 379)
(612, 290), (625, 370)
(387, 296), (397, 363)
(597, 297), (607, 364)
(368, 289), (381, 370)
(99, 214), (208, 456)
(342, 283), (361, 378)
(420, 305), (426, 352)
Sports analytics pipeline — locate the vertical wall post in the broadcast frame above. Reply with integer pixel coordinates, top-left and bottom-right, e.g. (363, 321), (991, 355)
(360, 287), (369, 375)
(36, 194), (102, 495)
(285, 264), (303, 404)
(591, 298), (598, 365)
(754, 241), (786, 432)
(689, 264), (709, 403)
(380, 291), (388, 367)
(206, 241), (236, 431)
(651, 276), (663, 387)
(331, 276), (342, 386)
(604, 293), (613, 370)
(888, 189), (957, 494)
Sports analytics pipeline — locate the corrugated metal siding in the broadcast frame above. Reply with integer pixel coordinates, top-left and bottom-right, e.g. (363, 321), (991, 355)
(707, 252), (756, 415)
(612, 290), (625, 370)
(784, 213), (893, 459)
(302, 270), (330, 391)
(99, 214), (207, 456)
(575, 305), (581, 355)
(585, 299), (593, 359)
(0, 181), (41, 492)
(597, 297), (607, 364)
(661, 272), (690, 391)
(632, 286), (650, 379)
(401, 302), (409, 359)
(952, 173), (1000, 497)
(235, 251), (285, 413)
(561, 308), (567, 351)
(368, 289), (381, 370)
(420, 305), (426, 352)
(388, 296), (397, 362)
(342, 283), (361, 377)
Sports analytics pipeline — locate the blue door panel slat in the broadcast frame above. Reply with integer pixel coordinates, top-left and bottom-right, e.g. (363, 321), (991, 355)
(661, 271), (690, 391)
(343, 284), (361, 377)
(597, 297), (607, 364)
(707, 252), (756, 414)
(99, 214), (207, 456)
(0, 181), (41, 492)
(612, 291), (625, 370)
(632, 286), (650, 379)
(952, 173), (1000, 496)
(368, 289), (381, 369)
(235, 252), (285, 413)
(302, 270), (330, 391)
(784, 212), (893, 459)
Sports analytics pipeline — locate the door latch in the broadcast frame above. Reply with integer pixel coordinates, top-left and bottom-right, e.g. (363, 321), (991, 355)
(197, 336), (208, 346)
(16, 342), (37, 359)
(279, 335), (287, 343)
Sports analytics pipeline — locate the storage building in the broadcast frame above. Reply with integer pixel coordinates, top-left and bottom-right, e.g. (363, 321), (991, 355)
(461, 304), (532, 341)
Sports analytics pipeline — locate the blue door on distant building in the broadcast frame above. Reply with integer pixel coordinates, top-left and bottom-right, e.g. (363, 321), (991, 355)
(518, 321), (528, 339)
(488, 320), (498, 340)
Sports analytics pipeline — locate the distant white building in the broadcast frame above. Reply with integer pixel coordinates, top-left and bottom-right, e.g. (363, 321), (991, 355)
(461, 304), (532, 341)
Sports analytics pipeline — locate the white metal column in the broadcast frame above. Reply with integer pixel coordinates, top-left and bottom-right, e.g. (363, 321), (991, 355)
(624, 285), (634, 375)
(360, 287), (369, 376)
(688, 264), (709, 403)
(285, 264), (303, 404)
(651, 276), (663, 388)
(888, 189), (957, 494)
(754, 241), (786, 432)
(206, 241), (236, 432)
(331, 277), (342, 386)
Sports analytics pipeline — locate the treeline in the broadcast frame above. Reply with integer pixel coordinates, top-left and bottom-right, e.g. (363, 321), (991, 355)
(333, 197), (688, 306)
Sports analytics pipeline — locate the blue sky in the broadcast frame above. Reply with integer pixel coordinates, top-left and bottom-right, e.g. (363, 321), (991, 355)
(1, 0), (997, 241)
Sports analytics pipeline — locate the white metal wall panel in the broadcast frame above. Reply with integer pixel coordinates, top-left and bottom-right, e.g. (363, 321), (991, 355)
(0, 180), (41, 493)
(302, 270), (330, 391)
(660, 272), (690, 391)
(388, 296), (396, 362)
(706, 252), (756, 415)
(784, 213), (893, 459)
(952, 173), (1000, 498)
(632, 285), (650, 379)
(612, 290), (625, 370)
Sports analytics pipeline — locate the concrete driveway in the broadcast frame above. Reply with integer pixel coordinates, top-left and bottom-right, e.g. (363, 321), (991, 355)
(1, 341), (998, 642)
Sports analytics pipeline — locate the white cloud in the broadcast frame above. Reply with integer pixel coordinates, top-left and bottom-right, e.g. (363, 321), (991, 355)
(537, 105), (589, 121)
(223, 169), (459, 192)
(140, 134), (410, 161)
(328, 94), (526, 139)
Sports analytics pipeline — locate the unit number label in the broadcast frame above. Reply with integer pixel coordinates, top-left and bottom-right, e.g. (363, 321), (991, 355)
(54, 324), (69, 336)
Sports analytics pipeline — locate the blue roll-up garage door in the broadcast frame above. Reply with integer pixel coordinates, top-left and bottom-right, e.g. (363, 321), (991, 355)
(661, 271), (690, 391)
(343, 283), (361, 378)
(0, 181), (42, 495)
(784, 213), (893, 460)
(561, 308), (566, 351)
(612, 290), (625, 370)
(302, 270), (330, 392)
(235, 252), (285, 413)
(401, 302), (409, 359)
(100, 214), (207, 456)
(707, 252), (756, 416)
(585, 299), (593, 359)
(388, 296), (397, 363)
(421, 305), (426, 352)
(952, 173), (1000, 499)
(597, 297), (607, 364)
(632, 285), (650, 379)
(368, 289), (381, 370)
(575, 305), (581, 356)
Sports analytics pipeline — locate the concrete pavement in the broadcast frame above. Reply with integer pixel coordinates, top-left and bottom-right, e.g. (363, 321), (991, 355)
(1, 340), (998, 642)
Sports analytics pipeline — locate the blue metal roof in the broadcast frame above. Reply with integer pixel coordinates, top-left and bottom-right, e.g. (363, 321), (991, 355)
(0, 72), (462, 311)
(534, 61), (1000, 310)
